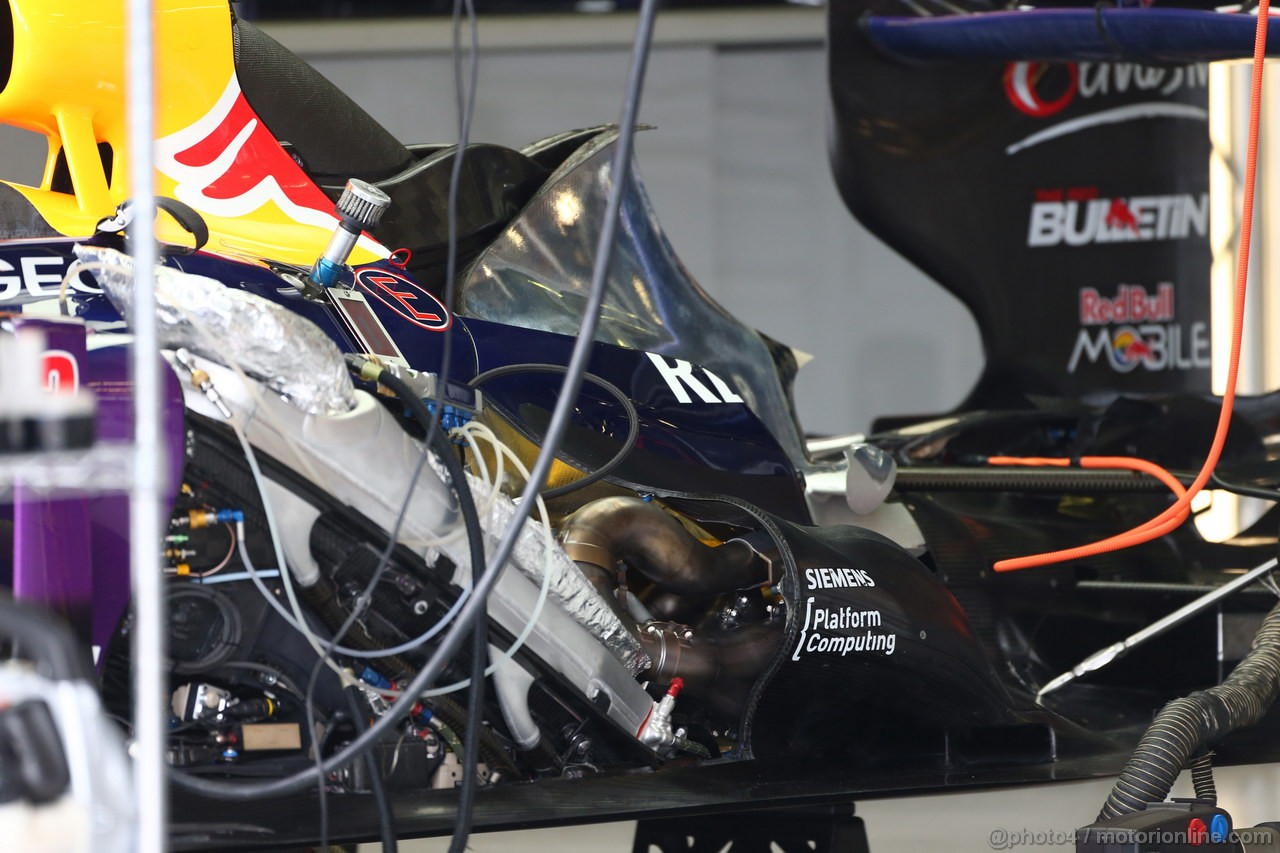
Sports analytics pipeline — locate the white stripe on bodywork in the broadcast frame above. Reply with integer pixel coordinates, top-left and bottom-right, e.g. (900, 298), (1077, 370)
(1006, 102), (1208, 156)
(155, 76), (386, 257)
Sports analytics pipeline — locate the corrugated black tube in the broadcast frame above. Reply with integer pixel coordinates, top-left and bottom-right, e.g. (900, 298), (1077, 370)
(1190, 750), (1218, 805)
(1100, 602), (1280, 819)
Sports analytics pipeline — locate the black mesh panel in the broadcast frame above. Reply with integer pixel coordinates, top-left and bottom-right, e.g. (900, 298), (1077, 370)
(0, 183), (60, 239)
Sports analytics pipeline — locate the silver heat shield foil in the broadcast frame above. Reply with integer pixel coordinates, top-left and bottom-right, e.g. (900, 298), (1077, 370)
(440, 474), (650, 678)
(76, 245), (356, 416)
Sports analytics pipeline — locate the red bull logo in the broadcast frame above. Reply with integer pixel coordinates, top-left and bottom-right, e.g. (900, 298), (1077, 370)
(1079, 284), (1175, 326)
(154, 76), (385, 263)
(1110, 329), (1153, 368)
(1104, 199), (1141, 234)
(1067, 283), (1209, 375)
(157, 77), (337, 230)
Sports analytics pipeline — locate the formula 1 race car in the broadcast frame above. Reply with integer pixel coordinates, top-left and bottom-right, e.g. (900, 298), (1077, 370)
(4, 1), (1280, 851)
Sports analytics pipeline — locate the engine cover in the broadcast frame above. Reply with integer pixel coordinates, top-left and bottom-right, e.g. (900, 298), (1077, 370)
(746, 521), (1038, 759)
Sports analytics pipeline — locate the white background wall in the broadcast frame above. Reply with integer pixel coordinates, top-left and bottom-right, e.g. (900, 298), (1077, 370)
(0, 9), (984, 436)
(296, 34), (984, 435)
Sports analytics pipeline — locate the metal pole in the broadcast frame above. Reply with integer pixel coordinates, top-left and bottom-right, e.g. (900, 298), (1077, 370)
(1038, 557), (1280, 701)
(127, 0), (166, 850)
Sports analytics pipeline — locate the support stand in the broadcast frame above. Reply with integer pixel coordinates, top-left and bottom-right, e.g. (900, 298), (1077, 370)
(632, 803), (871, 853)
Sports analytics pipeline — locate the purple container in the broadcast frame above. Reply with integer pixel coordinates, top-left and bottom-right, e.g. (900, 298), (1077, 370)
(9, 319), (186, 663)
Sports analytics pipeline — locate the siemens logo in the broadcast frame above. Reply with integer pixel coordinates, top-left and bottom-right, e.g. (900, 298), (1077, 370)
(805, 567), (875, 590)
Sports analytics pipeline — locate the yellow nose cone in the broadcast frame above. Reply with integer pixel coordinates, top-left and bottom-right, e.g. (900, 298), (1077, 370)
(0, 0), (387, 267)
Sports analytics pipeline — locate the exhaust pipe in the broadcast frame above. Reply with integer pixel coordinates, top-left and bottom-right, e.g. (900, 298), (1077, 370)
(561, 496), (772, 598)
(561, 496), (783, 715)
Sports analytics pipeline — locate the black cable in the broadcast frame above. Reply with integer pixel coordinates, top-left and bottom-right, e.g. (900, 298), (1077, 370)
(468, 363), (641, 499)
(170, 0), (661, 803)
(345, 688), (398, 853)
(894, 466), (1172, 494)
(1093, 0), (1127, 61)
(219, 660), (305, 701)
(305, 465), (424, 853)
(1210, 471), (1280, 502)
(303, 383), (487, 849)
(895, 463), (1280, 501)
(454, 605), (487, 853)
(445, 5), (486, 850)
(374, 369), (490, 853)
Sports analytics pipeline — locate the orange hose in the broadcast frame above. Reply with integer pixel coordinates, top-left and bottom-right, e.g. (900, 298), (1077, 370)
(987, 455), (1191, 531)
(991, 5), (1270, 573)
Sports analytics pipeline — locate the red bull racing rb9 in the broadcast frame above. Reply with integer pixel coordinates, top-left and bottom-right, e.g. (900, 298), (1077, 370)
(5, 1), (1280, 851)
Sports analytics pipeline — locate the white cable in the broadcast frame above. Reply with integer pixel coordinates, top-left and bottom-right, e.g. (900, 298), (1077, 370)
(399, 420), (508, 548)
(195, 569), (281, 586)
(58, 260), (116, 314)
(457, 422), (502, 520)
(228, 417), (555, 694)
(368, 420), (556, 699)
(231, 427), (340, 673)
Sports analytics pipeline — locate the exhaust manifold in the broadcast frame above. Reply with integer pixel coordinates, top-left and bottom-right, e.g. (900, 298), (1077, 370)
(561, 497), (783, 715)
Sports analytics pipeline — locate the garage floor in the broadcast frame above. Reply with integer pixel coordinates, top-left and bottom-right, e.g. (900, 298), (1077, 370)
(360, 763), (1280, 852)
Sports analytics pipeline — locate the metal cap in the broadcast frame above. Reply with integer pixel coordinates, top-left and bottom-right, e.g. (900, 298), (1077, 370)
(335, 178), (391, 228)
(844, 443), (897, 516)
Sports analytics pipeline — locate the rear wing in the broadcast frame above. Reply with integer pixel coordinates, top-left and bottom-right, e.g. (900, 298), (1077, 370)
(829, 3), (1265, 407)
(863, 8), (1277, 64)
